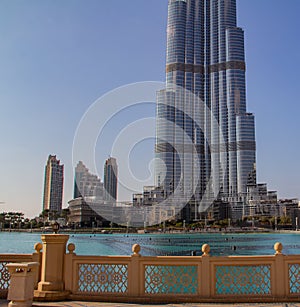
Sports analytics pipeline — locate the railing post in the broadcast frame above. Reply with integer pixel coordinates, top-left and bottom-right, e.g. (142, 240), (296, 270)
(273, 242), (286, 298)
(34, 234), (70, 300)
(201, 244), (211, 297)
(6, 262), (39, 307)
(129, 244), (141, 297)
(31, 243), (43, 288)
(64, 243), (76, 293)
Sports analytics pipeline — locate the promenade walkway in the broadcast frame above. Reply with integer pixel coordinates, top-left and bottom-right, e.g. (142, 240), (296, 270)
(2, 300), (300, 307)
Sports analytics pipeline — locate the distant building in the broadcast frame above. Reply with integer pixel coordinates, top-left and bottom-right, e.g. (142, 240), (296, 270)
(132, 186), (164, 207)
(290, 206), (300, 230)
(278, 199), (299, 218)
(132, 193), (143, 207)
(207, 200), (231, 221)
(68, 197), (108, 228)
(247, 183), (277, 203)
(240, 183), (277, 219)
(74, 161), (104, 199)
(43, 155), (64, 212)
(69, 161), (106, 226)
(230, 201), (245, 221)
(143, 186), (164, 206)
(104, 157), (118, 201)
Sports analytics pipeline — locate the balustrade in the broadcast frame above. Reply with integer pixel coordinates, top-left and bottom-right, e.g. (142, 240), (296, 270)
(2, 236), (300, 303)
(0, 243), (42, 298)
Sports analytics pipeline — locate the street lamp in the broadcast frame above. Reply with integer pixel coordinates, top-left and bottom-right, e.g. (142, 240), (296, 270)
(52, 221), (60, 234)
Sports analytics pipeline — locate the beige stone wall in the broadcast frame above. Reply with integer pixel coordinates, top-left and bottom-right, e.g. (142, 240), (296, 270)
(2, 236), (300, 303)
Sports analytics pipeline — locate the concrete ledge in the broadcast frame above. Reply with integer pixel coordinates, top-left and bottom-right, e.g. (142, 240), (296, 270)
(34, 290), (70, 302)
(68, 294), (300, 304)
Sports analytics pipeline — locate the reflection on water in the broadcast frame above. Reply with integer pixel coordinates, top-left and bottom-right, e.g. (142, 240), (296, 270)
(1, 231), (300, 256)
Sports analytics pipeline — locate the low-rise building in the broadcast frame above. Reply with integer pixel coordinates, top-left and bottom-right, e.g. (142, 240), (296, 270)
(278, 199), (299, 218)
(68, 197), (108, 228)
(207, 200), (231, 221)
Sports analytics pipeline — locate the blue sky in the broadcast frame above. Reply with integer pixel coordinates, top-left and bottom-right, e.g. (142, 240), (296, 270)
(0, 0), (299, 218)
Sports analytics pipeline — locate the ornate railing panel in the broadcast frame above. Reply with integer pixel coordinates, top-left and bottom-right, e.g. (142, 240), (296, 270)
(145, 265), (198, 294)
(288, 263), (300, 294)
(215, 264), (271, 295)
(77, 263), (128, 294)
(0, 261), (10, 291)
(0, 254), (35, 298)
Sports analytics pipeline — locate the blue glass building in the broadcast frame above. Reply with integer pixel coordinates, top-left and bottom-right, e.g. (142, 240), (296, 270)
(104, 157), (118, 202)
(155, 0), (256, 216)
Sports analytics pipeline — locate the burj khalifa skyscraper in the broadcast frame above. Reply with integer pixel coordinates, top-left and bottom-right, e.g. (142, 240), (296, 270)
(155, 0), (256, 216)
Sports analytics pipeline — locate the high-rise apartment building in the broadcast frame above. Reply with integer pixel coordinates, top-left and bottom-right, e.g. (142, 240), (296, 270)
(73, 161), (104, 199)
(43, 155), (64, 212)
(104, 157), (118, 201)
(155, 0), (256, 216)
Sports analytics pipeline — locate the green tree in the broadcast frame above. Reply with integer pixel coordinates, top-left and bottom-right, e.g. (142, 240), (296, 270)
(279, 216), (291, 225)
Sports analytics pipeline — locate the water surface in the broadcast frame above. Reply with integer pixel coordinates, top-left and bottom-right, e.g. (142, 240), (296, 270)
(1, 231), (300, 256)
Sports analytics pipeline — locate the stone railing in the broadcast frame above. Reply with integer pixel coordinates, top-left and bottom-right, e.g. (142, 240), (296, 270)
(2, 235), (300, 303)
(63, 241), (300, 303)
(0, 243), (42, 298)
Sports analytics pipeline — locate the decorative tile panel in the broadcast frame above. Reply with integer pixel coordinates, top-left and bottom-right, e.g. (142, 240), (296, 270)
(215, 265), (271, 295)
(289, 263), (300, 294)
(78, 263), (128, 294)
(0, 262), (10, 290)
(145, 265), (198, 294)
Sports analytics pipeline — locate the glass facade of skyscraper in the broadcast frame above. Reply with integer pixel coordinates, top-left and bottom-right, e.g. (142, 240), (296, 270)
(43, 155), (64, 212)
(104, 157), (118, 201)
(155, 0), (256, 214)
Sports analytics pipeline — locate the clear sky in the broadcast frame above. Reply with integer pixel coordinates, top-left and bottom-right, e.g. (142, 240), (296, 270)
(0, 0), (299, 218)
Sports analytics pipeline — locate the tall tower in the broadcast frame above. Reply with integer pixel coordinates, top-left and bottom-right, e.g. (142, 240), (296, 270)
(43, 155), (64, 212)
(104, 157), (118, 201)
(74, 161), (104, 199)
(155, 0), (256, 214)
